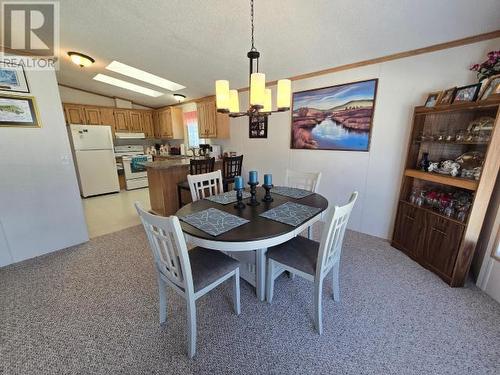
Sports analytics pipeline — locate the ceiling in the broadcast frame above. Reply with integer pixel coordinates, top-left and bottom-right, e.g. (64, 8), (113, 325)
(56, 0), (500, 107)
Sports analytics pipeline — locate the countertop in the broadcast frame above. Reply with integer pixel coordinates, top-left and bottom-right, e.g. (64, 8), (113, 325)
(145, 156), (222, 170)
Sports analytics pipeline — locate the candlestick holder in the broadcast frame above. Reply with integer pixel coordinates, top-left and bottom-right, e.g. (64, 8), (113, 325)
(247, 182), (260, 206)
(262, 184), (273, 202)
(233, 188), (246, 209)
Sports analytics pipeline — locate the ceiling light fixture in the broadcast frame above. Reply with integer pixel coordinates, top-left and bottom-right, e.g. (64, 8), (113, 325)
(173, 93), (186, 103)
(215, 0), (291, 118)
(93, 74), (164, 97)
(68, 51), (95, 67)
(105, 61), (186, 91)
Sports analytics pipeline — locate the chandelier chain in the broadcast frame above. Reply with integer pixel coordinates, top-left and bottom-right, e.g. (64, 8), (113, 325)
(250, 0), (256, 51)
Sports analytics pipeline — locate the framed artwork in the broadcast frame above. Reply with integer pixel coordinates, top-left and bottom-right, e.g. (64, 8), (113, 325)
(478, 74), (500, 100)
(0, 61), (29, 93)
(0, 94), (41, 128)
(437, 87), (456, 105)
(249, 115), (268, 138)
(424, 91), (442, 107)
(291, 78), (378, 151)
(452, 83), (481, 103)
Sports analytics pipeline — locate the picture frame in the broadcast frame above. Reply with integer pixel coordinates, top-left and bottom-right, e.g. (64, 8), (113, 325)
(478, 74), (500, 100)
(424, 91), (443, 107)
(0, 94), (41, 128)
(437, 87), (456, 105)
(291, 78), (378, 151)
(249, 115), (268, 138)
(452, 83), (481, 103)
(0, 61), (30, 93)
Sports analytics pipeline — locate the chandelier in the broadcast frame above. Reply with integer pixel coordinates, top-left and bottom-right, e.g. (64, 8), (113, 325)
(215, 0), (291, 118)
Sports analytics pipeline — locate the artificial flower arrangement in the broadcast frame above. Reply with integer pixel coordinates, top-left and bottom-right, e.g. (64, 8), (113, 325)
(469, 50), (500, 82)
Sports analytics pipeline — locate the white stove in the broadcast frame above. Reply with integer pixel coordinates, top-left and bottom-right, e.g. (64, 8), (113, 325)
(115, 145), (152, 190)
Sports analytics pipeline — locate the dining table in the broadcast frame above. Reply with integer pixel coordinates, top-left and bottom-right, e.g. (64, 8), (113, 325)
(175, 187), (329, 301)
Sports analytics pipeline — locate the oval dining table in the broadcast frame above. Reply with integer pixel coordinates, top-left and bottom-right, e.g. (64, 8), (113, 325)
(176, 187), (329, 301)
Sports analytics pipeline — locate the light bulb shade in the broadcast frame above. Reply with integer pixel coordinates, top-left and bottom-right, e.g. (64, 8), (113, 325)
(250, 73), (266, 107)
(228, 90), (240, 113)
(262, 89), (272, 112)
(277, 79), (291, 110)
(215, 80), (230, 111)
(68, 52), (95, 67)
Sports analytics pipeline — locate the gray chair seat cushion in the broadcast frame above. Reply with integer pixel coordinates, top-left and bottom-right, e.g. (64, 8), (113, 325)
(177, 180), (190, 189)
(267, 236), (319, 276)
(189, 247), (240, 292)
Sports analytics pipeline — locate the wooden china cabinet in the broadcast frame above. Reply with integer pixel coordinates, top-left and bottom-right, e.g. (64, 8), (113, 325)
(392, 98), (500, 286)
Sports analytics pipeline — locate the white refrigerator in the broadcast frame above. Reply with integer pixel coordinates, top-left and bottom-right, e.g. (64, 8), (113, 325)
(69, 124), (120, 197)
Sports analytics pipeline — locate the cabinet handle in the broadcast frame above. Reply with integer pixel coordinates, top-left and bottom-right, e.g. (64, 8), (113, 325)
(431, 227), (447, 236)
(404, 214), (415, 221)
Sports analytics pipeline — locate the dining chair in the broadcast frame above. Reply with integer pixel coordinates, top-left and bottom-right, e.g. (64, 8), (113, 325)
(135, 202), (241, 358)
(265, 191), (358, 335)
(222, 155), (243, 192)
(187, 170), (224, 202)
(285, 168), (322, 238)
(177, 157), (216, 208)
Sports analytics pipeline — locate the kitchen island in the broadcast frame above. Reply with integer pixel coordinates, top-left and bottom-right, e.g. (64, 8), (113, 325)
(145, 157), (222, 216)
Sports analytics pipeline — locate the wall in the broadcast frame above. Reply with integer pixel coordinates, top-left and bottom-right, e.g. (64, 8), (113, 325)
(58, 85), (151, 109)
(0, 67), (89, 267)
(218, 38), (500, 239)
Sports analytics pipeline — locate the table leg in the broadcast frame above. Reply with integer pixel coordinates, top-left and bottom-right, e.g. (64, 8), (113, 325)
(255, 248), (267, 301)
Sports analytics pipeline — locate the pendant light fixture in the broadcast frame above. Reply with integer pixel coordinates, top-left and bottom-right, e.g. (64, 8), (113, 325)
(215, 0), (291, 118)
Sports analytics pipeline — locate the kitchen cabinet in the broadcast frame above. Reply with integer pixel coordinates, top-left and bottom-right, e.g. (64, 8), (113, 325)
(113, 110), (130, 132)
(64, 104), (86, 124)
(155, 107), (183, 139)
(142, 111), (154, 138)
(129, 111), (143, 133)
(196, 97), (230, 139)
(99, 108), (115, 127)
(84, 107), (102, 125)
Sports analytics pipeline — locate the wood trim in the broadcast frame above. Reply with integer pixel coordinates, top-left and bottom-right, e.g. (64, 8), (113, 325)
(404, 169), (479, 191)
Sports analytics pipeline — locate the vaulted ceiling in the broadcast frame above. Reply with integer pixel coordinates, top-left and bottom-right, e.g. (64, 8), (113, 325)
(57, 0), (500, 107)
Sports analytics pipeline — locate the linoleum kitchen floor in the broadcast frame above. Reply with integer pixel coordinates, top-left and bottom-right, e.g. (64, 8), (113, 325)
(82, 188), (150, 238)
(1, 226), (499, 375)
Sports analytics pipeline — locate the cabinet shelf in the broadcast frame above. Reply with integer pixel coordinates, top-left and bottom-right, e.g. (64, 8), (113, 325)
(404, 169), (478, 190)
(413, 140), (489, 145)
(399, 200), (466, 227)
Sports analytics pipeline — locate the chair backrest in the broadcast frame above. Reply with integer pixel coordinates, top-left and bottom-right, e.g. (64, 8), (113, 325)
(190, 157), (215, 175)
(316, 192), (358, 278)
(134, 203), (194, 294)
(187, 170), (224, 202)
(285, 168), (322, 192)
(222, 155), (243, 179)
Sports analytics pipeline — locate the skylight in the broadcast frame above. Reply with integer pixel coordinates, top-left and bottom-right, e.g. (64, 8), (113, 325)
(105, 61), (185, 91)
(93, 74), (164, 97)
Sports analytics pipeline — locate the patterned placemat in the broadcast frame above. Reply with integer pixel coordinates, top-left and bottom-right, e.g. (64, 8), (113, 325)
(260, 202), (321, 227)
(179, 208), (249, 236)
(271, 186), (314, 199)
(204, 191), (251, 205)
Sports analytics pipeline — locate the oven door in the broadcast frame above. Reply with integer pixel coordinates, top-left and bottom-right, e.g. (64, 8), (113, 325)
(123, 156), (149, 180)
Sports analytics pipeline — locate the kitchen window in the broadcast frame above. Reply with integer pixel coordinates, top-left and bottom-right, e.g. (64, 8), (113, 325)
(184, 111), (200, 148)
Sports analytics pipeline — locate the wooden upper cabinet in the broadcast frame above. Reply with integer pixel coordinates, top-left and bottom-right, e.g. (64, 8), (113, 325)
(196, 97), (230, 139)
(113, 109), (130, 132)
(129, 111), (143, 133)
(155, 107), (184, 139)
(84, 107), (102, 125)
(64, 104), (86, 124)
(142, 111), (154, 138)
(99, 108), (115, 127)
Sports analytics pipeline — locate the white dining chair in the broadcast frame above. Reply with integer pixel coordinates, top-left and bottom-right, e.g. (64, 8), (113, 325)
(135, 202), (241, 358)
(187, 170), (224, 202)
(285, 168), (322, 193)
(265, 192), (358, 335)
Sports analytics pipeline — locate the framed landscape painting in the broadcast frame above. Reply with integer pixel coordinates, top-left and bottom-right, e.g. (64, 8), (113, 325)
(291, 79), (378, 151)
(0, 94), (41, 128)
(0, 62), (30, 93)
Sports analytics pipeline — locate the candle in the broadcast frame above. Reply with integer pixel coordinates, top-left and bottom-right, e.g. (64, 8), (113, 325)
(264, 174), (272, 186)
(249, 171), (258, 184)
(234, 176), (244, 190)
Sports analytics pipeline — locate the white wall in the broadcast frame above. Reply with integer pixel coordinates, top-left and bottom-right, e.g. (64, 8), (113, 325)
(218, 38), (500, 239)
(58, 85), (151, 109)
(0, 67), (89, 267)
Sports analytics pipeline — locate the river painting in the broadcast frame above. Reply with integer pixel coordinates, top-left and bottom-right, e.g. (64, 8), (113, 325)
(291, 79), (378, 151)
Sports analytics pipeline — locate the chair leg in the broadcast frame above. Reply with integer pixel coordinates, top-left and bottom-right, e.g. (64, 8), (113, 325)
(157, 273), (167, 324)
(186, 298), (196, 358)
(307, 226), (312, 239)
(233, 268), (241, 315)
(332, 262), (340, 302)
(177, 185), (183, 209)
(314, 278), (323, 335)
(266, 259), (275, 303)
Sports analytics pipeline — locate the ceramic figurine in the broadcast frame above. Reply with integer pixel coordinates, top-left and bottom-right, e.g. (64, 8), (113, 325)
(428, 162), (439, 172)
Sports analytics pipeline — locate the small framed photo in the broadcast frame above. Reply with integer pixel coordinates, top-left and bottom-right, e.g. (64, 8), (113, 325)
(0, 94), (41, 128)
(249, 115), (268, 138)
(452, 83), (481, 103)
(437, 87), (456, 105)
(424, 91), (442, 107)
(0, 61), (30, 93)
(478, 74), (500, 100)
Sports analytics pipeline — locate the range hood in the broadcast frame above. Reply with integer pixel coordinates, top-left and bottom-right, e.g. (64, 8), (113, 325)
(114, 132), (146, 139)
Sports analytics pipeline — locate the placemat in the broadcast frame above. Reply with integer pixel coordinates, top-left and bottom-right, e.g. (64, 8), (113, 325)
(260, 202), (321, 227)
(180, 208), (249, 236)
(204, 191), (251, 205)
(271, 186), (314, 199)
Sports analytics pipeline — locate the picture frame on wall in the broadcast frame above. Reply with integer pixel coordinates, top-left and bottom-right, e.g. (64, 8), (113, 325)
(0, 61), (30, 93)
(0, 94), (41, 128)
(424, 91), (443, 107)
(249, 115), (268, 138)
(437, 87), (456, 105)
(452, 83), (481, 103)
(291, 78), (378, 151)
